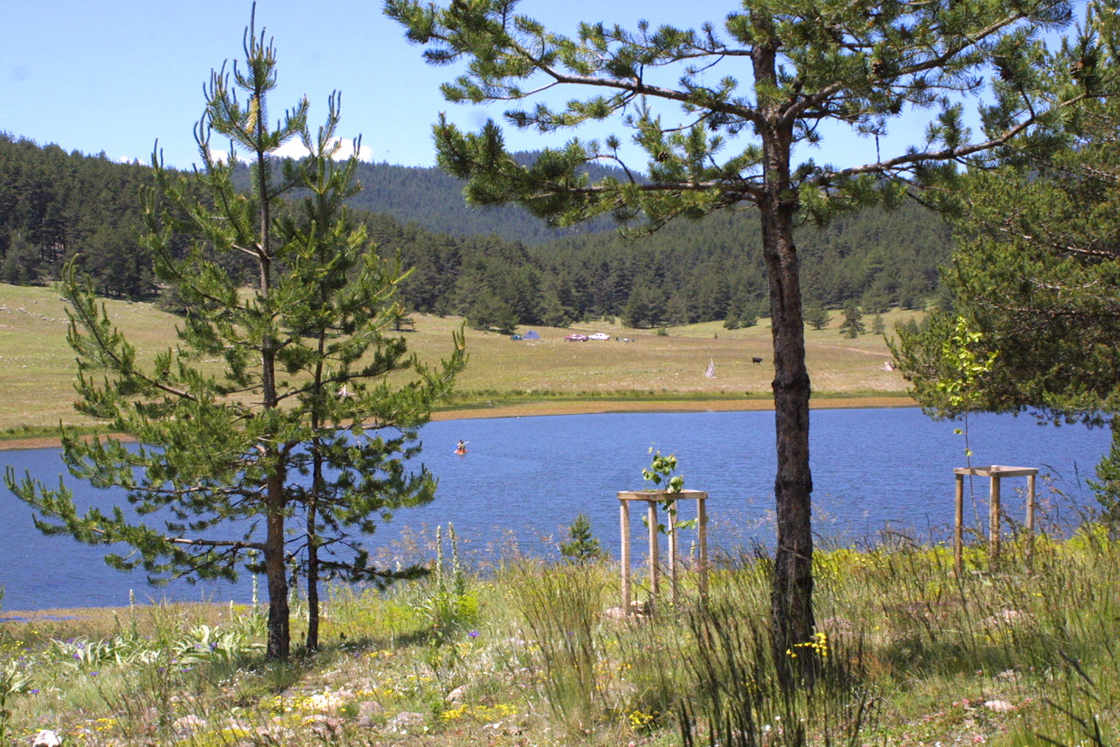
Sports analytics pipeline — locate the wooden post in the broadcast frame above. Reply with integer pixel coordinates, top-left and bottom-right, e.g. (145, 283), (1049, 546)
(620, 499), (631, 611)
(667, 501), (679, 606)
(989, 470), (1002, 566)
(647, 500), (659, 607)
(954, 472), (964, 577)
(954, 466), (1036, 573)
(617, 490), (709, 614)
(698, 494), (709, 604)
(1026, 472), (1036, 569)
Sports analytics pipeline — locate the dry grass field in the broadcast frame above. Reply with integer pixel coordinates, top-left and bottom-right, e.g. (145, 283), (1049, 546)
(0, 282), (918, 439)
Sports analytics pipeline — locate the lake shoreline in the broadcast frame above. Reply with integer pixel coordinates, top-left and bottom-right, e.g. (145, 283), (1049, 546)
(0, 396), (917, 451)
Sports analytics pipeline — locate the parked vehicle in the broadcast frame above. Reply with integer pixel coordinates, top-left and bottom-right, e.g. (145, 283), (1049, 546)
(564, 333), (589, 342)
(588, 332), (610, 341)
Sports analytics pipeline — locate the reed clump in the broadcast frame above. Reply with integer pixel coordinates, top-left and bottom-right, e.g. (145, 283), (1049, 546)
(0, 524), (1117, 746)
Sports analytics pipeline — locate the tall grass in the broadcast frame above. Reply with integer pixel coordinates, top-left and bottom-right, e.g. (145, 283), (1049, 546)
(2, 521), (1120, 746)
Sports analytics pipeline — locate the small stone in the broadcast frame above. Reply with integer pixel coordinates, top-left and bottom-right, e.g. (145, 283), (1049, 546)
(984, 700), (1016, 713)
(32, 730), (62, 747)
(386, 711), (426, 732)
(172, 715), (207, 735)
(308, 716), (343, 739)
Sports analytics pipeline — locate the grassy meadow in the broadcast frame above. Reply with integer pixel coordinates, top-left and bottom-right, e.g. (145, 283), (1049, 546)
(1, 526), (1118, 746)
(0, 282), (916, 439)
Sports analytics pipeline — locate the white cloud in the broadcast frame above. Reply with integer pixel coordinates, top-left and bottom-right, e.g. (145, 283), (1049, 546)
(179, 138), (373, 170)
(274, 137), (373, 162)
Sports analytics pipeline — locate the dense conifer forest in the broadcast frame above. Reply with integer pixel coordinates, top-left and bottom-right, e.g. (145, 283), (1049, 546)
(0, 133), (950, 330)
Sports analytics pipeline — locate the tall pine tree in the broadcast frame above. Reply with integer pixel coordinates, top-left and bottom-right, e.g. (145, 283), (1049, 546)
(6, 11), (464, 659)
(386, 0), (1084, 677)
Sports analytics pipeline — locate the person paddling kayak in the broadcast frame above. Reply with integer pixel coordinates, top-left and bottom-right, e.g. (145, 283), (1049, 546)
(455, 440), (468, 455)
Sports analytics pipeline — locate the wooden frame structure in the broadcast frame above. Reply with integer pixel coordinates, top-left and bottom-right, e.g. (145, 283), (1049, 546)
(953, 465), (1037, 574)
(617, 489), (708, 613)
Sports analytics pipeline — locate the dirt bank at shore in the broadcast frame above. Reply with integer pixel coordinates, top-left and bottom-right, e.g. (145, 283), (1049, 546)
(0, 396), (916, 451)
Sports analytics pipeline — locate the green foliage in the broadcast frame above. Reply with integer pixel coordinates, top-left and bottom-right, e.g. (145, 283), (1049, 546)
(803, 303), (832, 331)
(839, 301), (865, 339)
(642, 449), (684, 495)
(893, 5), (1120, 427)
(894, 315), (998, 463)
(871, 314), (886, 336)
(559, 512), (604, 564)
(642, 449), (698, 535)
(679, 604), (873, 747)
(934, 317), (999, 415)
(344, 156), (620, 244)
(46, 616), (265, 670)
(893, 314), (999, 421)
(1089, 420), (1120, 530)
(0, 135), (155, 298)
(415, 524), (479, 639)
(4, 12), (464, 660)
(0, 659), (28, 746)
(506, 562), (611, 732)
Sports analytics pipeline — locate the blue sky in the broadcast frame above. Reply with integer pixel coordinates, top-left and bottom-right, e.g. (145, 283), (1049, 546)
(1, 1), (1059, 172)
(2, 0), (742, 170)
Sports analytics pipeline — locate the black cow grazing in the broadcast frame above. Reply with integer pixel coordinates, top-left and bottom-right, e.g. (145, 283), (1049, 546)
(752, 357), (763, 365)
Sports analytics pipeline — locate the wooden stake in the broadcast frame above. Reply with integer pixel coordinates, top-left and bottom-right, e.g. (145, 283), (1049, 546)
(620, 499), (631, 611)
(668, 501), (678, 606)
(698, 495), (709, 604)
(955, 472), (964, 577)
(616, 490), (710, 614)
(990, 470), (1001, 567)
(1027, 472), (1036, 569)
(648, 500), (659, 607)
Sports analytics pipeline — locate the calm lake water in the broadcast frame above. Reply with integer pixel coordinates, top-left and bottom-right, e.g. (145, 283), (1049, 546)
(0, 408), (1110, 612)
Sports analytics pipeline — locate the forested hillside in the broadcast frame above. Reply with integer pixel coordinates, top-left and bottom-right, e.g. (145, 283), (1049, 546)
(346, 157), (619, 243)
(0, 133), (951, 330)
(0, 134), (154, 298)
(532, 203), (948, 328)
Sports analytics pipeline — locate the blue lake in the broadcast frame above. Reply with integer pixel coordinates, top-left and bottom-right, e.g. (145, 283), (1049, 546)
(0, 408), (1110, 612)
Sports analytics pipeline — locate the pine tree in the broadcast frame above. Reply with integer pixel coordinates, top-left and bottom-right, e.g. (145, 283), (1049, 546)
(1090, 422), (1120, 531)
(803, 304), (832, 331)
(839, 302), (865, 339)
(871, 314), (886, 337)
(387, 0), (1084, 676)
(559, 512), (604, 564)
(5, 12), (464, 659)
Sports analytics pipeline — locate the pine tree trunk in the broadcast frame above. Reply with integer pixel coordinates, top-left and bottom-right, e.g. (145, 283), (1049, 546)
(758, 118), (815, 685)
(265, 472), (290, 660)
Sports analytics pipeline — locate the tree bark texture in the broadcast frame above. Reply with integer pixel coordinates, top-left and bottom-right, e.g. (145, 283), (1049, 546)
(758, 111), (815, 678)
(265, 471), (290, 660)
